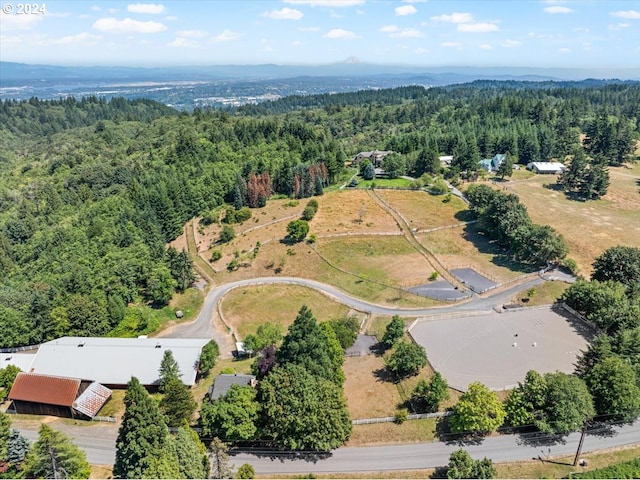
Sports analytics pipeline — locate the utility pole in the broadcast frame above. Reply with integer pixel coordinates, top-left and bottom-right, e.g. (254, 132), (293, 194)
(573, 418), (588, 467)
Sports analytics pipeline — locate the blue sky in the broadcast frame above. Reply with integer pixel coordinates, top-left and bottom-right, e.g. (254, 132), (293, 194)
(1, 0), (639, 68)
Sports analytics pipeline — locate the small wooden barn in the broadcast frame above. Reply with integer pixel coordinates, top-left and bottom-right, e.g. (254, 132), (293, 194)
(8, 372), (112, 419)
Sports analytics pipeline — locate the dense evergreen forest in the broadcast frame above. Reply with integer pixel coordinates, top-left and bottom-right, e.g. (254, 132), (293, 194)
(0, 81), (638, 348)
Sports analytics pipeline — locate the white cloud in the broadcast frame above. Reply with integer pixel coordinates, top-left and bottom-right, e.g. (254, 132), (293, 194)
(501, 39), (522, 47)
(479, 43), (493, 50)
(262, 8), (304, 20)
(292, 40), (303, 46)
(165, 15), (177, 20)
(177, 30), (208, 38)
(168, 37), (200, 48)
(211, 29), (242, 42)
(457, 23), (499, 33)
(559, 47), (571, 53)
(284, 0), (364, 6)
(108, 8), (118, 14)
(544, 6), (573, 14)
(91, 5), (101, 11)
(323, 28), (359, 39)
(379, 25), (399, 33)
(441, 41), (461, 48)
(430, 12), (473, 23)
(413, 47), (429, 54)
(127, 3), (165, 14)
(298, 26), (320, 31)
(93, 17), (167, 33)
(610, 10), (640, 20)
(390, 28), (423, 38)
(608, 23), (630, 31)
(56, 32), (101, 45)
(395, 5), (417, 16)
(0, 12), (43, 30)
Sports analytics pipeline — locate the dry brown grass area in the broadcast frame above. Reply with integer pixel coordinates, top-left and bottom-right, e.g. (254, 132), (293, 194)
(505, 164), (640, 275)
(347, 418), (439, 447)
(311, 189), (400, 235)
(343, 355), (402, 419)
(379, 189), (467, 230)
(221, 284), (350, 338)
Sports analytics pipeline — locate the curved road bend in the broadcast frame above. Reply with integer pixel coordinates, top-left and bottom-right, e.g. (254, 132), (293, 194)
(163, 275), (547, 342)
(13, 420), (640, 473)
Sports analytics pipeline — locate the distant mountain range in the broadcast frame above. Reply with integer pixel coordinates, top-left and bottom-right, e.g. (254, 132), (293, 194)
(2, 61), (639, 109)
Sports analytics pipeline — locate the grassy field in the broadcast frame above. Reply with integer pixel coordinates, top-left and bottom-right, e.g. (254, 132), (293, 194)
(220, 284), (351, 338)
(378, 189), (468, 230)
(347, 417), (439, 447)
(508, 280), (570, 306)
(355, 178), (414, 189)
(317, 236), (438, 289)
(418, 225), (534, 283)
(503, 163), (640, 276)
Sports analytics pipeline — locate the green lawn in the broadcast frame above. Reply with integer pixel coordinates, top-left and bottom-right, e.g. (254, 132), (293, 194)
(355, 177), (414, 189)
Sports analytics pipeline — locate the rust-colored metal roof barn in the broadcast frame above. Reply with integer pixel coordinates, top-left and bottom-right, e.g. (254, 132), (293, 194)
(8, 372), (112, 419)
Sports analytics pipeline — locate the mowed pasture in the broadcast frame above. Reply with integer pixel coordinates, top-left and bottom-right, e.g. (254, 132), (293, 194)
(504, 163), (640, 275)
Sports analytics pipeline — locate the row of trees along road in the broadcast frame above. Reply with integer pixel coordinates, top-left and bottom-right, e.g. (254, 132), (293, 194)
(1, 82), (638, 348)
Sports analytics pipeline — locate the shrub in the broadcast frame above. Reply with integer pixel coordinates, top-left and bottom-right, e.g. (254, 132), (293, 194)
(219, 225), (235, 243)
(286, 220), (309, 243)
(302, 205), (316, 221)
(201, 211), (218, 226)
(560, 257), (579, 275)
(430, 178), (450, 195)
(210, 250), (222, 262)
(429, 271), (439, 281)
(394, 408), (409, 424)
(236, 464), (255, 479)
(307, 234), (317, 244)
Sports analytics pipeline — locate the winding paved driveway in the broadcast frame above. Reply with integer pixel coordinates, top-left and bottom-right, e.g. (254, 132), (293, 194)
(162, 274), (548, 346)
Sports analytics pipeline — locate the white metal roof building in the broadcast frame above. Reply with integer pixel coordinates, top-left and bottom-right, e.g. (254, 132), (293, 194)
(527, 162), (566, 174)
(27, 337), (210, 388)
(0, 352), (36, 372)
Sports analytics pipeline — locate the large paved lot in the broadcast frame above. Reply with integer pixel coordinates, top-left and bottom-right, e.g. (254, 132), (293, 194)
(409, 306), (595, 391)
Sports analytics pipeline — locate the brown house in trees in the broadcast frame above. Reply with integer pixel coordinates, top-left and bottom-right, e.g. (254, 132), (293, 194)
(352, 150), (393, 167)
(8, 372), (112, 419)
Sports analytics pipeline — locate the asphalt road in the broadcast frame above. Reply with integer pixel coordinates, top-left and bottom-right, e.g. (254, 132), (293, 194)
(164, 274), (547, 341)
(230, 421), (640, 474)
(13, 420), (639, 473)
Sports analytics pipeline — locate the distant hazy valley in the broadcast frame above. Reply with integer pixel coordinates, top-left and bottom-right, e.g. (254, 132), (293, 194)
(2, 61), (639, 110)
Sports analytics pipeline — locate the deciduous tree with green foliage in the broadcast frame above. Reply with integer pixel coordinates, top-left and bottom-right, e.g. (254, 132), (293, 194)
(447, 449), (496, 479)
(411, 372), (450, 413)
(381, 315), (404, 350)
(286, 220), (309, 243)
(243, 322), (283, 354)
(236, 463), (255, 479)
(23, 424), (90, 479)
(536, 372), (594, 435)
(0, 411), (10, 461)
(328, 315), (359, 350)
(258, 364), (352, 451)
(199, 385), (259, 442)
(198, 339), (219, 377)
(449, 382), (505, 435)
(592, 246), (640, 289)
(584, 356), (640, 422)
(385, 341), (428, 378)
